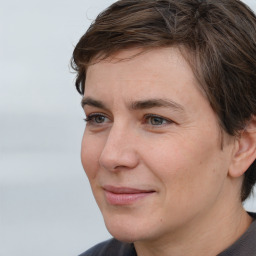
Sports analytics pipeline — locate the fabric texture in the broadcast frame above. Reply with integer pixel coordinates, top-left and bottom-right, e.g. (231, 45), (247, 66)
(79, 212), (256, 256)
(79, 238), (136, 256)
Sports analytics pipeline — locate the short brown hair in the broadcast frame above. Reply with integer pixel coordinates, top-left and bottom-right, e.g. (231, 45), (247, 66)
(71, 0), (256, 201)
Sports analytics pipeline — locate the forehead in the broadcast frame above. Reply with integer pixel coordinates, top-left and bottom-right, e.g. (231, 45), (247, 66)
(85, 47), (199, 93)
(84, 48), (206, 109)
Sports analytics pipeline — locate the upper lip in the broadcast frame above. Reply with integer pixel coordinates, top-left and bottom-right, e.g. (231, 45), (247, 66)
(103, 185), (155, 194)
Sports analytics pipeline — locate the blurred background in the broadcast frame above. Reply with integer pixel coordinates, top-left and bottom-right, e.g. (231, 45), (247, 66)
(1, 0), (256, 255)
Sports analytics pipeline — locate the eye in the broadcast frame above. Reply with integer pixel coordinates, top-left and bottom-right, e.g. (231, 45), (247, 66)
(93, 115), (106, 123)
(84, 113), (109, 125)
(148, 116), (165, 125)
(144, 114), (172, 126)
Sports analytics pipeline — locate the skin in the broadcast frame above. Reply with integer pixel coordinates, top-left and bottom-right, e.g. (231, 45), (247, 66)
(81, 48), (252, 256)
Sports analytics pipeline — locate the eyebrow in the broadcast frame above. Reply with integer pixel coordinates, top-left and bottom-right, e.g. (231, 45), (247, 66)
(81, 97), (108, 110)
(129, 98), (184, 112)
(81, 97), (184, 112)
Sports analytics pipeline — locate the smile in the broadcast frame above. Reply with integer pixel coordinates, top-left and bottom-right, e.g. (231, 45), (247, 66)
(103, 185), (156, 205)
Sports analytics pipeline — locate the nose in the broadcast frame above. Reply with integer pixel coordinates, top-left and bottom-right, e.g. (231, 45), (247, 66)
(99, 125), (139, 171)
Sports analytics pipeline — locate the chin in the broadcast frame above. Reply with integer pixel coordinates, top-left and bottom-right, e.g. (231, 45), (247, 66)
(103, 215), (149, 243)
(103, 211), (166, 244)
(110, 232), (138, 243)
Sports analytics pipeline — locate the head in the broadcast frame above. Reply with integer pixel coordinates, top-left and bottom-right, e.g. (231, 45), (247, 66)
(71, 0), (256, 243)
(72, 0), (256, 201)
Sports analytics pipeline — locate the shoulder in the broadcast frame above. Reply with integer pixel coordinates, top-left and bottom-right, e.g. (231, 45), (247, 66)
(78, 238), (136, 256)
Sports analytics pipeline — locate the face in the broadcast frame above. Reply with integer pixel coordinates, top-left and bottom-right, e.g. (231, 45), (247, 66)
(81, 48), (235, 243)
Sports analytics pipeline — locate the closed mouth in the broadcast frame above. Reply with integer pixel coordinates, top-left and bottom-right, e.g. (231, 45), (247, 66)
(103, 185), (156, 205)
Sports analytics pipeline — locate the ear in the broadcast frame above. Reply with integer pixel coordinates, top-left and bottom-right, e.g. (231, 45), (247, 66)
(229, 116), (256, 178)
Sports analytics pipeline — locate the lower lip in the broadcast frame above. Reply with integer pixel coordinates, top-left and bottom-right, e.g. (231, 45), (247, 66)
(104, 191), (154, 205)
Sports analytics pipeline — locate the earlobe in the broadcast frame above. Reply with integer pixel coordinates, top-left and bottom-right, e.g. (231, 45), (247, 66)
(229, 116), (256, 178)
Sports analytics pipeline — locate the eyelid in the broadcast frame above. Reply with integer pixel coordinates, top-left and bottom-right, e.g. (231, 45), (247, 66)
(84, 112), (111, 124)
(143, 114), (174, 126)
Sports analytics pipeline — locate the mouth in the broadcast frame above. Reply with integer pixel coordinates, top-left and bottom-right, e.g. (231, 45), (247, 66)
(103, 185), (156, 205)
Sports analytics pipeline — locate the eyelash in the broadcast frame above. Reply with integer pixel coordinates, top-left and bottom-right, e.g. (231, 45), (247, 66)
(144, 114), (173, 127)
(84, 113), (109, 125)
(84, 113), (173, 127)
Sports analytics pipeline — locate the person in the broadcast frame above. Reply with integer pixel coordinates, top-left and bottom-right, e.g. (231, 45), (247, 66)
(71, 0), (256, 255)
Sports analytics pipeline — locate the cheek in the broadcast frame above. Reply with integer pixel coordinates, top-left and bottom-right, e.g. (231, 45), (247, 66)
(81, 132), (103, 180)
(142, 131), (224, 199)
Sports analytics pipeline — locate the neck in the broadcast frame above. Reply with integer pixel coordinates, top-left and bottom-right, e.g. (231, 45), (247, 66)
(134, 193), (252, 256)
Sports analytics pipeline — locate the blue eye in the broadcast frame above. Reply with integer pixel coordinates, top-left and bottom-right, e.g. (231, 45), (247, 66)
(145, 114), (171, 126)
(148, 116), (165, 125)
(84, 114), (108, 124)
(94, 115), (106, 123)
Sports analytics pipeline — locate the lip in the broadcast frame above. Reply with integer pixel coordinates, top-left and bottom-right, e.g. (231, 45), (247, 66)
(103, 185), (155, 205)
